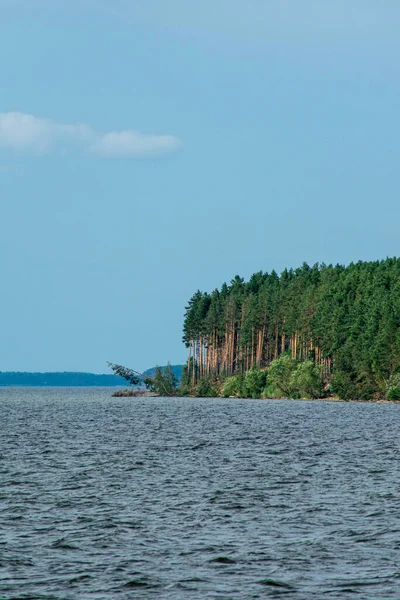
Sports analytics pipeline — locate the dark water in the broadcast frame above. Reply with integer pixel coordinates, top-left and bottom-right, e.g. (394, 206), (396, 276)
(1, 389), (400, 599)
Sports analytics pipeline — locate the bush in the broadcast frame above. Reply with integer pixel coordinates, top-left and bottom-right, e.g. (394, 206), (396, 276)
(222, 375), (243, 398)
(386, 373), (400, 400)
(193, 377), (219, 398)
(177, 382), (191, 397)
(267, 355), (299, 397)
(242, 367), (267, 398)
(290, 360), (324, 399)
(262, 384), (284, 399)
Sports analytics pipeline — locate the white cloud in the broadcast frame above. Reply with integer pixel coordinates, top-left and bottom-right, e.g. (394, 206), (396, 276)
(91, 130), (181, 157)
(0, 113), (90, 152)
(0, 112), (181, 158)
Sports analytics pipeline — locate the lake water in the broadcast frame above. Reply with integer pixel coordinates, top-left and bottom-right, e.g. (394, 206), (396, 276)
(1, 388), (400, 599)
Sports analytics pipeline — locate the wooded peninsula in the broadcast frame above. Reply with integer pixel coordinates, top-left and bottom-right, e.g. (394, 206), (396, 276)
(179, 258), (400, 401)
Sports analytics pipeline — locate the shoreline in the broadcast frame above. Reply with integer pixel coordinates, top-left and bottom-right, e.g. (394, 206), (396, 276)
(112, 389), (158, 398)
(112, 390), (400, 403)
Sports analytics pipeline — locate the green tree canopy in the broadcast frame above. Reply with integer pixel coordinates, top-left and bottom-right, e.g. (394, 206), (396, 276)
(107, 362), (140, 386)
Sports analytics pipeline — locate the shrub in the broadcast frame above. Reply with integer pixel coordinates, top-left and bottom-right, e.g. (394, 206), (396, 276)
(194, 377), (219, 398)
(290, 360), (325, 399)
(386, 373), (400, 400)
(267, 355), (299, 397)
(262, 384), (284, 399)
(222, 375), (243, 398)
(242, 367), (267, 398)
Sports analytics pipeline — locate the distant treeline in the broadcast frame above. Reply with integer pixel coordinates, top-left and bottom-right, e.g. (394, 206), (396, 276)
(0, 372), (127, 387)
(182, 258), (400, 400)
(0, 366), (184, 388)
(143, 365), (183, 381)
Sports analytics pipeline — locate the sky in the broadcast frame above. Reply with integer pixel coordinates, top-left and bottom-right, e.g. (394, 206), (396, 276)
(1, 0), (400, 373)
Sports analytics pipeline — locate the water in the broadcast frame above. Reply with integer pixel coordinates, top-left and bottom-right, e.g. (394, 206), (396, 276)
(1, 388), (400, 599)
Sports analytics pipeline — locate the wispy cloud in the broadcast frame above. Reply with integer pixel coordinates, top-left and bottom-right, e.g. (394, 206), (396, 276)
(91, 130), (181, 157)
(0, 113), (90, 153)
(0, 112), (181, 158)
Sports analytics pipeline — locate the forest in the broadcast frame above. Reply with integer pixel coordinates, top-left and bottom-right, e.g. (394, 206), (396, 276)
(181, 258), (400, 400)
(0, 372), (126, 387)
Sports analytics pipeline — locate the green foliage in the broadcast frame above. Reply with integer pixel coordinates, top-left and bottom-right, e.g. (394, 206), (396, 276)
(262, 384), (284, 399)
(193, 377), (219, 398)
(330, 348), (377, 400)
(180, 364), (190, 387)
(178, 365), (191, 395)
(151, 363), (178, 396)
(242, 367), (267, 398)
(143, 364), (183, 381)
(144, 376), (154, 390)
(107, 362), (140, 386)
(267, 355), (299, 398)
(164, 363), (178, 390)
(386, 373), (400, 400)
(222, 375), (243, 397)
(183, 257), (400, 399)
(289, 360), (325, 399)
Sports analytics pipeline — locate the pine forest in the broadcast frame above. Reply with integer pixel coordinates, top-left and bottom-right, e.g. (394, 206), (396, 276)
(181, 258), (400, 400)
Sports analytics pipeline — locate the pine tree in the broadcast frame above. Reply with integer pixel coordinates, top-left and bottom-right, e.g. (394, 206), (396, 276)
(182, 257), (400, 399)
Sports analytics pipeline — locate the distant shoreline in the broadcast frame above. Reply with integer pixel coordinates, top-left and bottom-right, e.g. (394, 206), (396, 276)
(0, 371), (127, 387)
(0, 367), (183, 388)
(0, 384), (129, 388)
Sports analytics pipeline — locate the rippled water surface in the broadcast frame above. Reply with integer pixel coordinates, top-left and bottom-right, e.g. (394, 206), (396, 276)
(1, 388), (400, 599)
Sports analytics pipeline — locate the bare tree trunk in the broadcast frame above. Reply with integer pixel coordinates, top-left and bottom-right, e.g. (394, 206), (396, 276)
(231, 322), (235, 374)
(187, 343), (192, 381)
(251, 327), (254, 369)
(192, 339), (196, 385)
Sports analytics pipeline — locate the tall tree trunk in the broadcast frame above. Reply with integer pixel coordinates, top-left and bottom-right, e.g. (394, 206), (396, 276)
(251, 327), (254, 369)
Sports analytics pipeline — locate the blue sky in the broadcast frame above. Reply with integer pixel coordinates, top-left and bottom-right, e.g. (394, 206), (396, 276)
(1, 1), (400, 372)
